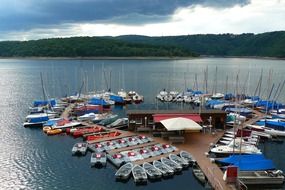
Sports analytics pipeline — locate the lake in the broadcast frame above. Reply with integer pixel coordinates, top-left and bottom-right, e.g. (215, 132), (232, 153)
(0, 58), (285, 190)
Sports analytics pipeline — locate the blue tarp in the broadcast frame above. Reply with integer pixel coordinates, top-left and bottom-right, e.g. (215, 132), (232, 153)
(205, 100), (225, 108)
(219, 154), (275, 171)
(89, 98), (109, 106)
(43, 120), (57, 126)
(33, 99), (56, 107)
(225, 107), (252, 116)
(224, 93), (234, 100)
(109, 95), (124, 103)
(30, 116), (49, 123)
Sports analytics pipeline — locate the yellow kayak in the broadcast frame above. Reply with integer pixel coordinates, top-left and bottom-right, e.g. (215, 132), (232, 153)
(47, 129), (62, 135)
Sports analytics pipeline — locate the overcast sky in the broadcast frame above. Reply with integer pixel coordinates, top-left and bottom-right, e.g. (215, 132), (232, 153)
(0, 0), (284, 41)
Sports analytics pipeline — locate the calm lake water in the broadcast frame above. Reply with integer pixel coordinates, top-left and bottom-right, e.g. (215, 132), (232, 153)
(0, 58), (285, 190)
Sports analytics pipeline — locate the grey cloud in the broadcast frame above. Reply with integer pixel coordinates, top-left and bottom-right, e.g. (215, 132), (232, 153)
(0, 0), (250, 32)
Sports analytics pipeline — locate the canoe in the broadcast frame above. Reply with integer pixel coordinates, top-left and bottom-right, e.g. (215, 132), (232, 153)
(180, 151), (196, 164)
(169, 154), (189, 168)
(132, 164), (147, 184)
(143, 162), (162, 179)
(161, 157), (182, 172)
(153, 160), (174, 177)
(115, 162), (133, 180)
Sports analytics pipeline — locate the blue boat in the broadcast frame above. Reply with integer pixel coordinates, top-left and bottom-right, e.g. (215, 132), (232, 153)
(109, 94), (125, 105)
(23, 113), (50, 127)
(225, 107), (252, 117)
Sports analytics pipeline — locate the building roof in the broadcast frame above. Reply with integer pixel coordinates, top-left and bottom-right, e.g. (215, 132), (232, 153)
(153, 113), (202, 123)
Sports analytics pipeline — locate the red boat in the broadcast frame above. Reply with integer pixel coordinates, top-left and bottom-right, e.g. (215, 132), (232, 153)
(72, 126), (104, 138)
(86, 131), (121, 142)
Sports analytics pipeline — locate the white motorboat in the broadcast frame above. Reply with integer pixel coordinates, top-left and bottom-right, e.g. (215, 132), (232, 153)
(210, 139), (262, 155)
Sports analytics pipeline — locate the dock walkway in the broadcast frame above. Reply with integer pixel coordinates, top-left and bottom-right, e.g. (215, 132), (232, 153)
(157, 132), (235, 190)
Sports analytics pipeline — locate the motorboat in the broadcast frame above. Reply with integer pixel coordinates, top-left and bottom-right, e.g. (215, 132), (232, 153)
(180, 151), (196, 164)
(210, 139), (262, 155)
(149, 145), (163, 157)
(125, 136), (139, 147)
(137, 149), (152, 159)
(132, 165), (147, 184)
(78, 113), (96, 121)
(88, 143), (105, 153)
(51, 119), (81, 129)
(161, 157), (182, 172)
(90, 152), (107, 167)
(153, 160), (174, 177)
(159, 144), (177, 153)
(116, 139), (129, 148)
(106, 118), (128, 128)
(143, 162), (162, 180)
(138, 135), (152, 143)
(23, 113), (50, 127)
(98, 114), (119, 126)
(169, 154), (189, 168)
(121, 151), (143, 162)
(72, 142), (88, 156)
(115, 162), (133, 180)
(101, 141), (116, 151)
(107, 153), (126, 168)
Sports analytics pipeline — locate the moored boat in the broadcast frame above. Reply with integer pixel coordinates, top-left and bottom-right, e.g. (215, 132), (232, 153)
(143, 162), (162, 179)
(72, 142), (88, 156)
(169, 154), (189, 168)
(192, 162), (206, 184)
(161, 157), (182, 172)
(153, 160), (174, 177)
(90, 152), (107, 167)
(132, 164), (147, 184)
(180, 151), (196, 164)
(46, 128), (62, 135)
(115, 162), (133, 180)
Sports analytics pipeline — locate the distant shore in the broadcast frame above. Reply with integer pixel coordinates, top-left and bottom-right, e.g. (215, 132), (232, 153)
(0, 56), (284, 60)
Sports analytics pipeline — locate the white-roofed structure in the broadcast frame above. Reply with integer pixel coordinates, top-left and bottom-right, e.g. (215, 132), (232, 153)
(160, 117), (202, 131)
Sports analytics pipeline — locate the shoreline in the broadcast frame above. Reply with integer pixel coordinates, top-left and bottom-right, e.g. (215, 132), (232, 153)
(0, 55), (284, 61)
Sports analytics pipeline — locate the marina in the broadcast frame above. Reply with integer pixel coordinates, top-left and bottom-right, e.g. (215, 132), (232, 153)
(2, 58), (285, 190)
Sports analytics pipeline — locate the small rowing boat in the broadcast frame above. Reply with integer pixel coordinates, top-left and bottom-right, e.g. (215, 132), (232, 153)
(180, 151), (196, 164)
(143, 162), (162, 180)
(132, 164), (147, 184)
(169, 154), (189, 168)
(72, 142), (87, 156)
(153, 160), (174, 177)
(115, 162), (133, 180)
(161, 157), (182, 172)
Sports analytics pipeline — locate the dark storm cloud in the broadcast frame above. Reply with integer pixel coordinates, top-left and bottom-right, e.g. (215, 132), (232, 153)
(0, 0), (250, 32)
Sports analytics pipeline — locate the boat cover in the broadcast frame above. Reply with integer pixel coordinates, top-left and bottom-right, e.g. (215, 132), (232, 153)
(219, 154), (275, 171)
